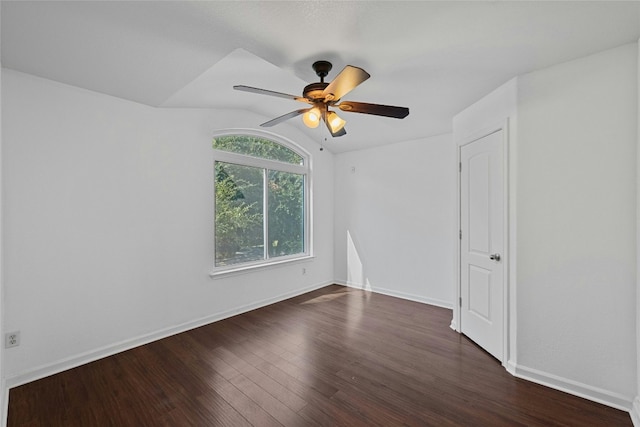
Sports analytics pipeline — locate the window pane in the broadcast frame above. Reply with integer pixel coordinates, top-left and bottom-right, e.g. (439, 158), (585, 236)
(268, 170), (304, 258)
(215, 162), (264, 267)
(213, 135), (303, 165)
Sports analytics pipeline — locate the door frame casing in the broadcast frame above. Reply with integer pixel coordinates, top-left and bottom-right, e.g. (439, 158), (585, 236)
(453, 119), (512, 370)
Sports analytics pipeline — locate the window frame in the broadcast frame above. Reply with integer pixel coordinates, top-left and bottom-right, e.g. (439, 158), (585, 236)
(210, 130), (312, 277)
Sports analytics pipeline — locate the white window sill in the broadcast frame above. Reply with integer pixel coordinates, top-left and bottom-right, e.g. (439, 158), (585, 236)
(209, 255), (315, 279)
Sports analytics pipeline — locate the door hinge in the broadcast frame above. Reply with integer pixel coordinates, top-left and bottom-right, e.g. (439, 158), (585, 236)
(459, 297), (462, 307)
(459, 230), (462, 240)
(459, 162), (462, 172)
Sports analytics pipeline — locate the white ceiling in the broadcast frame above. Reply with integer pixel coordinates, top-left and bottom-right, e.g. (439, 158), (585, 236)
(2, 1), (640, 153)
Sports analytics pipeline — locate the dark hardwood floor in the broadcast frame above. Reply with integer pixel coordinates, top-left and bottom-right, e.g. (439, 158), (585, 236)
(8, 285), (632, 426)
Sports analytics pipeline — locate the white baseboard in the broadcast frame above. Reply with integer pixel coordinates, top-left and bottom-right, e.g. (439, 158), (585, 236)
(337, 280), (454, 309)
(513, 364), (634, 412)
(504, 359), (517, 376)
(631, 396), (640, 426)
(4, 281), (332, 390)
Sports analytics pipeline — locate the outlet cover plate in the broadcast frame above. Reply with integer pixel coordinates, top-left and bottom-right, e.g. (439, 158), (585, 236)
(5, 331), (20, 348)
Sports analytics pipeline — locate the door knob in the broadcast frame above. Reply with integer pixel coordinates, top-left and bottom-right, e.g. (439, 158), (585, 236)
(490, 253), (501, 262)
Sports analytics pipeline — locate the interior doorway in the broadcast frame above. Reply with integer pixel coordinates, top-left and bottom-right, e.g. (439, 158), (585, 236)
(459, 129), (506, 362)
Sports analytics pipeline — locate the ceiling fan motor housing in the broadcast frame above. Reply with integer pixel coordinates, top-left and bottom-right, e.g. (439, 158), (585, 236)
(303, 82), (329, 101)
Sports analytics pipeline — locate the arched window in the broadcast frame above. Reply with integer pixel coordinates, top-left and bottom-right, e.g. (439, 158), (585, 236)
(212, 132), (310, 273)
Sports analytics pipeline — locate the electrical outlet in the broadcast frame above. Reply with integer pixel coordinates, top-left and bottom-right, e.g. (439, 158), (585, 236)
(302, 267), (307, 275)
(5, 331), (20, 348)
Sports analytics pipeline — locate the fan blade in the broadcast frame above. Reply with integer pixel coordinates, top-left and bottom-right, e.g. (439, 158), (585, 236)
(337, 101), (409, 119)
(234, 85), (311, 104)
(321, 66), (370, 101)
(260, 109), (309, 127)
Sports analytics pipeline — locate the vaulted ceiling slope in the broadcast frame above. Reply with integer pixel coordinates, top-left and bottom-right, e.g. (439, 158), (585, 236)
(2, 1), (640, 152)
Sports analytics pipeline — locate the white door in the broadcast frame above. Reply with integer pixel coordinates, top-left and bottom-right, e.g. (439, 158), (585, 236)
(460, 130), (504, 361)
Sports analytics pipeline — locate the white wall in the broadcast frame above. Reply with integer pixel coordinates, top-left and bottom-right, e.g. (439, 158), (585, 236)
(1, 69), (334, 383)
(333, 134), (456, 308)
(633, 39), (640, 427)
(516, 43), (637, 407)
(0, 5), (5, 421)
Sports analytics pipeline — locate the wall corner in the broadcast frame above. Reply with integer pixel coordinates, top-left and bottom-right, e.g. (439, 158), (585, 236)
(635, 37), (640, 427)
(0, 2), (7, 425)
(631, 396), (640, 426)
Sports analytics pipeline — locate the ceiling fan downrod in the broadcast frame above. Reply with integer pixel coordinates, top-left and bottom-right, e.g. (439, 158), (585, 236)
(312, 60), (332, 83)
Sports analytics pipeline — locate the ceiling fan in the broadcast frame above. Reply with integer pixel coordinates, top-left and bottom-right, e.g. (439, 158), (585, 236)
(234, 61), (410, 137)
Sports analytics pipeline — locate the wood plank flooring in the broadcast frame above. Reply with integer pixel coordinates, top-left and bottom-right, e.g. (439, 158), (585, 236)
(8, 285), (632, 426)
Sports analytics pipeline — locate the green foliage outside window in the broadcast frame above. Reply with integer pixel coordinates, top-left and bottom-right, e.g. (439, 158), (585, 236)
(214, 163), (263, 265)
(213, 135), (303, 165)
(268, 170), (304, 257)
(213, 135), (306, 268)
